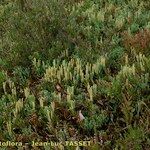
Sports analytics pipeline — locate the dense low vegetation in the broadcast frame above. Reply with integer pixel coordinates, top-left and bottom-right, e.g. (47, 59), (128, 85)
(0, 0), (150, 149)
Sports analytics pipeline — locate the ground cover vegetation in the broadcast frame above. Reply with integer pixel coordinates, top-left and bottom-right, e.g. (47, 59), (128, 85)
(0, 0), (150, 149)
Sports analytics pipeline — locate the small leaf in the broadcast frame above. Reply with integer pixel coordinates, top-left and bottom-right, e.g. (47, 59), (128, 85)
(78, 110), (85, 122)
